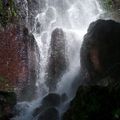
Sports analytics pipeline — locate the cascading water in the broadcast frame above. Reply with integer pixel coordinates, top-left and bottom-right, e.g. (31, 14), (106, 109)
(11, 0), (104, 120)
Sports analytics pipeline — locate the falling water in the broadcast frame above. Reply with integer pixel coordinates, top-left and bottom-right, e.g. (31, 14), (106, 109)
(33, 0), (103, 96)
(12, 0), (104, 120)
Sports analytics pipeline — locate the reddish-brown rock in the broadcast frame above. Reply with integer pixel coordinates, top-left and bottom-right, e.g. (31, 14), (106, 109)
(0, 24), (39, 101)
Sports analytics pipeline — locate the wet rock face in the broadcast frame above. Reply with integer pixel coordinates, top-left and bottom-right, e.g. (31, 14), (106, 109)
(46, 28), (67, 91)
(80, 19), (120, 84)
(0, 24), (39, 101)
(0, 91), (16, 120)
(14, 0), (28, 26)
(27, 0), (40, 30)
(14, 0), (40, 30)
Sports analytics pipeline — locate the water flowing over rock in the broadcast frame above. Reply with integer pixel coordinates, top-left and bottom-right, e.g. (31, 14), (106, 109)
(63, 19), (120, 120)
(0, 24), (40, 101)
(45, 28), (68, 91)
(32, 93), (65, 120)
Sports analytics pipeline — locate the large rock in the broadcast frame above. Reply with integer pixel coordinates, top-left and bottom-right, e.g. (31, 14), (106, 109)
(0, 24), (39, 101)
(45, 28), (68, 91)
(38, 107), (59, 120)
(41, 93), (61, 108)
(80, 19), (120, 85)
(33, 93), (67, 118)
(63, 19), (120, 120)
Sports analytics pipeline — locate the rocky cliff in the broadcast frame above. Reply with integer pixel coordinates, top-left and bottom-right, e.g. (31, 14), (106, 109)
(0, 0), (40, 101)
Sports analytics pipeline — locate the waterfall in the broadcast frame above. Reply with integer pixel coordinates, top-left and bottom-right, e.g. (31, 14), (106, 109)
(34, 0), (103, 96)
(11, 0), (104, 120)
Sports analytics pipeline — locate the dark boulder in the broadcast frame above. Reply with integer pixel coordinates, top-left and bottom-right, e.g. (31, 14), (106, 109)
(46, 28), (68, 91)
(41, 93), (61, 108)
(80, 19), (120, 85)
(14, 0), (40, 30)
(33, 93), (67, 118)
(33, 93), (61, 117)
(0, 91), (16, 120)
(38, 107), (59, 120)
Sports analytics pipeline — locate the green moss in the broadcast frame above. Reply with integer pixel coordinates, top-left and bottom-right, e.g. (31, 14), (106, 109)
(0, 0), (17, 26)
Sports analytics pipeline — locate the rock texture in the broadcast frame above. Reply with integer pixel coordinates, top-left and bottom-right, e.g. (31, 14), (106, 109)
(33, 93), (67, 120)
(14, 0), (41, 30)
(80, 19), (120, 85)
(0, 24), (39, 101)
(63, 86), (120, 120)
(63, 19), (120, 120)
(45, 28), (68, 91)
(33, 93), (61, 120)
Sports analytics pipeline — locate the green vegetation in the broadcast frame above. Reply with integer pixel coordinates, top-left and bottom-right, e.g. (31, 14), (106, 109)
(0, 0), (17, 26)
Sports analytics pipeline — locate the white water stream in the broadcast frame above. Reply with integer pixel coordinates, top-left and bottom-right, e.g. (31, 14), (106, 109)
(12, 0), (104, 120)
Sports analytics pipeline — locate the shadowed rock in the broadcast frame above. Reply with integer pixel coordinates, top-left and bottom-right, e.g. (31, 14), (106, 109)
(46, 28), (68, 91)
(80, 19), (120, 85)
(42, 93), (61, 107)
(38, 107), (59, 120)
(63, 19), (120, 120)
(33, 93), (61, 117)
(33, 93), (67, 118)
